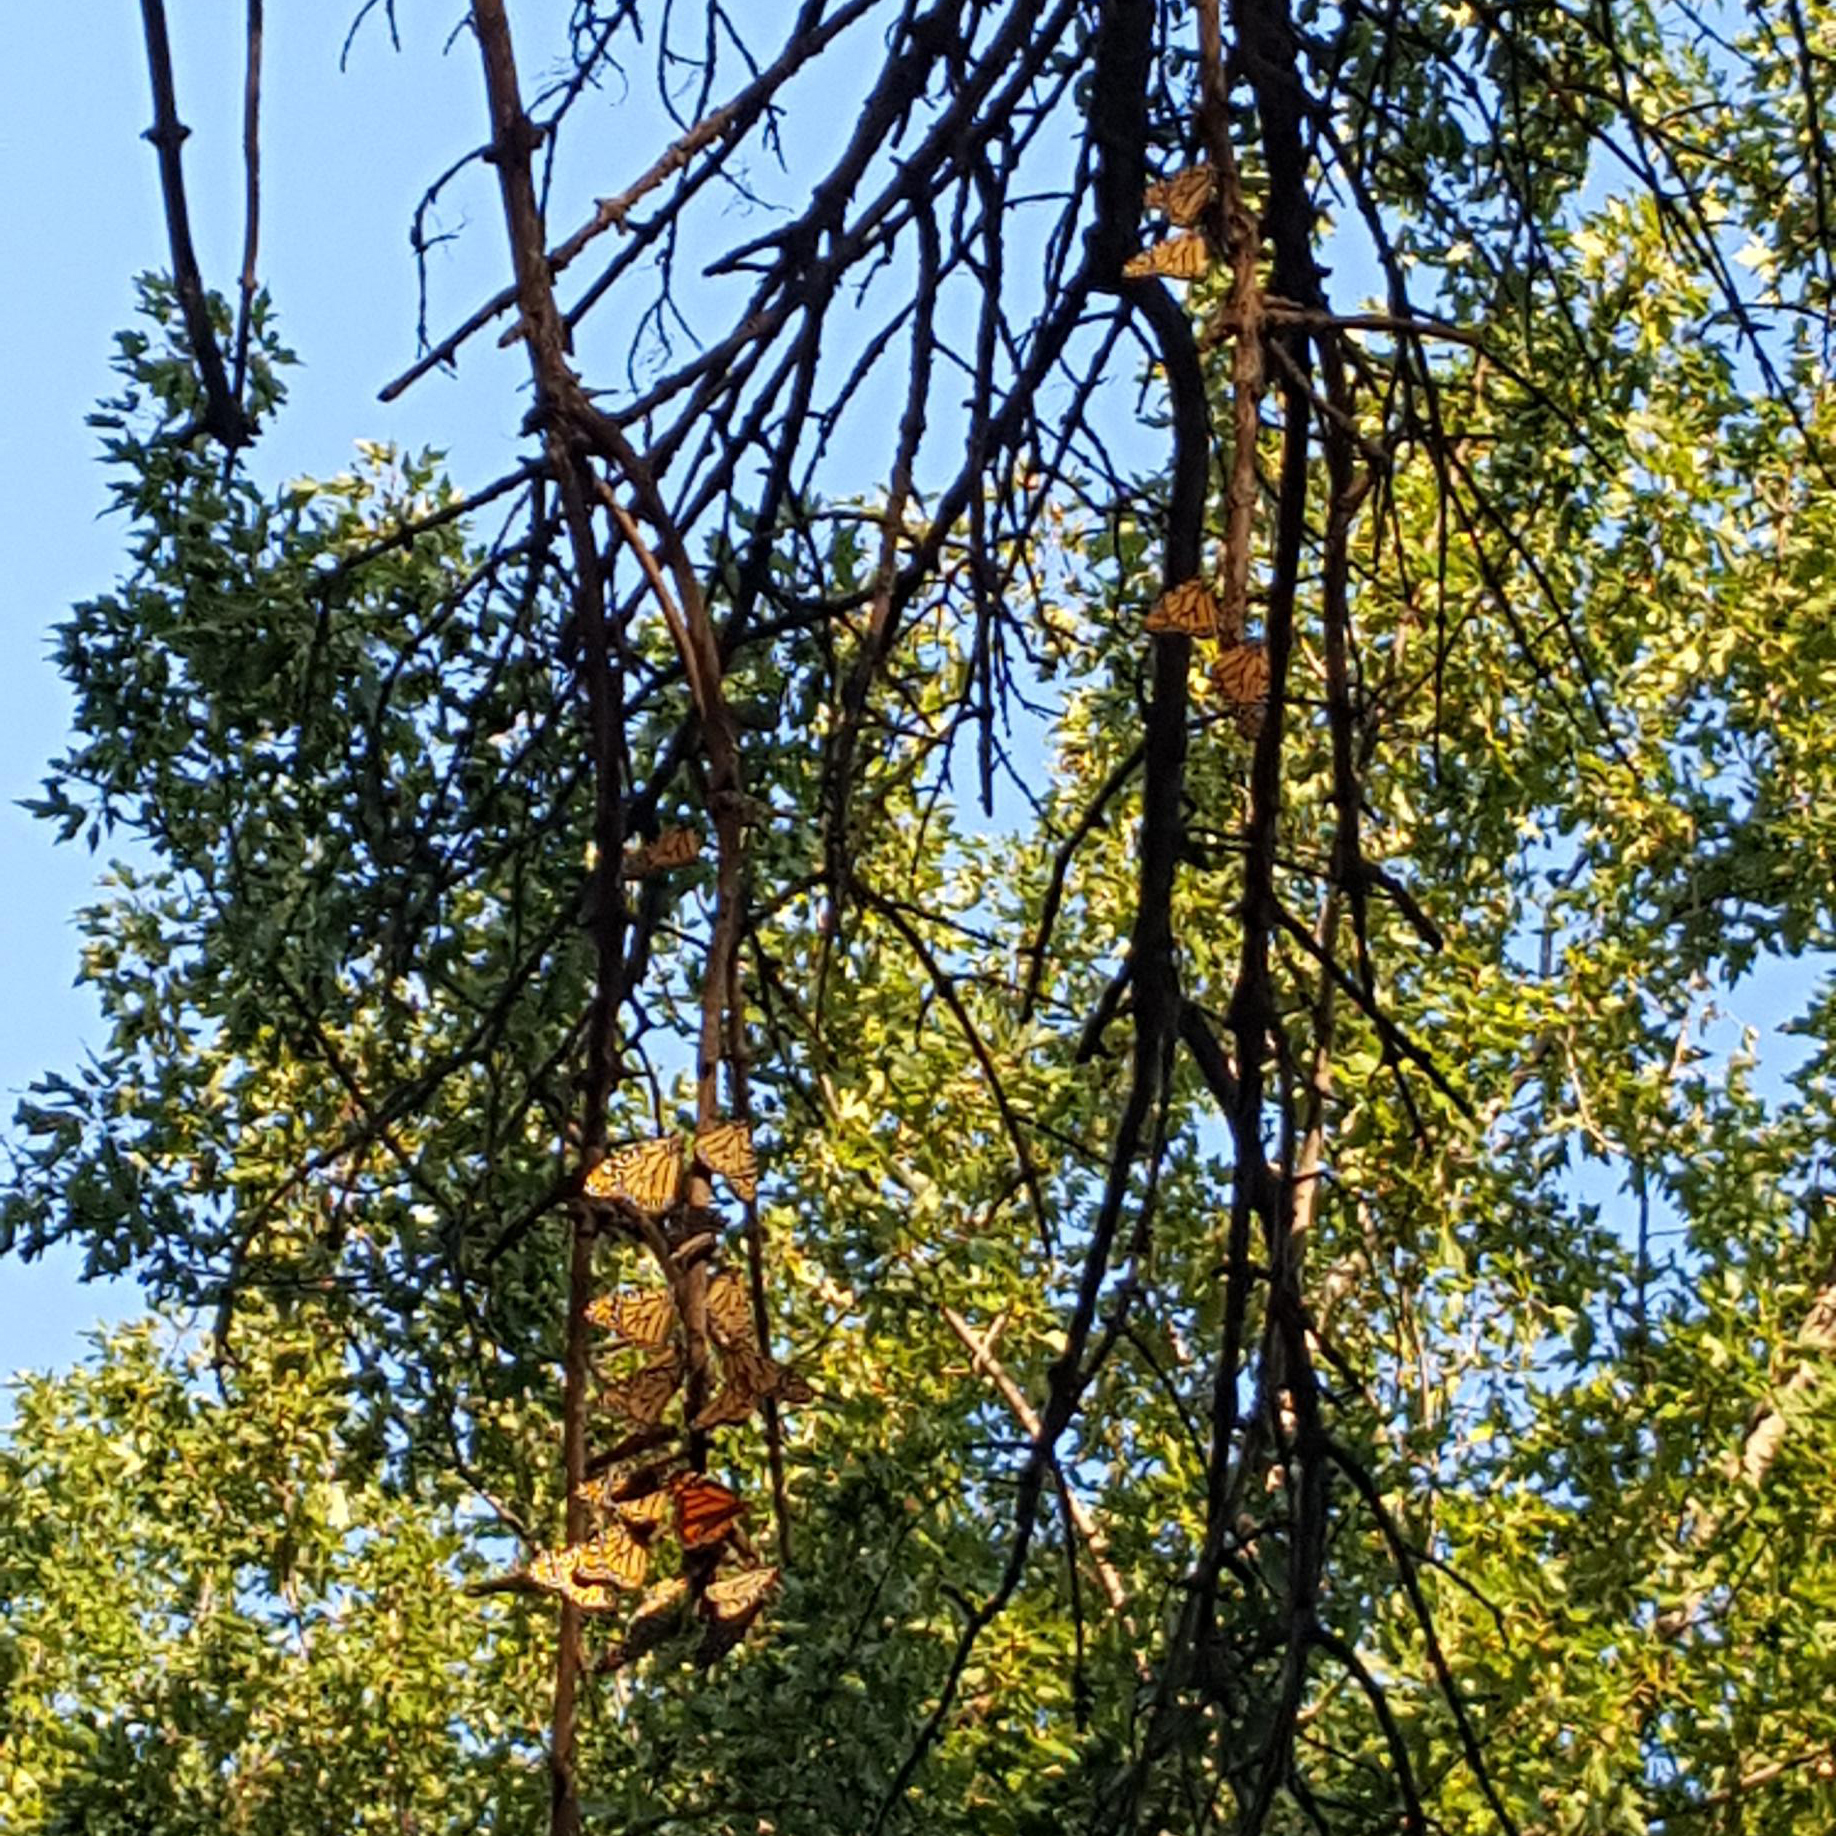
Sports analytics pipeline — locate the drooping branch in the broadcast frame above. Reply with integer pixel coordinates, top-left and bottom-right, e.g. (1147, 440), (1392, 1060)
(230, 0), (263, 411)
(465, 9), (628, 1831)
(941, 1304), (1132, 1621)
(137, 0), (253, 450)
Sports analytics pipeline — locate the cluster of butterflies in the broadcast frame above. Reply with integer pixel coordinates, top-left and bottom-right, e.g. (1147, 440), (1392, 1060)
(583, 1119), (758, 1215)
(1124, 162), (1217, 280)
(520, 1115), (808, 1666)
(527, 1449), (779, 1668)
(1144, 577), (1270, 735)
(591, 1265), (814, 1429)
(1124, 161), (1270, 736)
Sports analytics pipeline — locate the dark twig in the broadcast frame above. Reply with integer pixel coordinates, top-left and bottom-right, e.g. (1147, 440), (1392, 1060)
(137, 0), (253, 449)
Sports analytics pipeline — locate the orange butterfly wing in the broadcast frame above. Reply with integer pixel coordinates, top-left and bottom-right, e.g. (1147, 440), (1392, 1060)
(603, 1354), (682, 1425)
(571, 1522), (651, 1591)
(585, 1287), (676, 1348)
(618, 1488), (673, 1529)
(600, 1423), (678, 1467)
(696, 1565), (780, 1665)
(1122, 233), (1210, 281)
(1144, 164), (1216, 228)
(693, 1383), (757, 1429)
(526, 1547), (575, 1594)
(670, 1473), (748, 1549)
(632, 1575), (689, 1620)
(526, 1544), (628, 1612)
(770, 1364), (817, 1406)
(573, 1470), (622, 1510)
(623, 1577), (691, 1660)
(723, 1345), (814, 1409)
(1143, 579), (1221, 638)
(705, 1566), (779, 1618)
(578, 1458), (677, 1511)
(694, 1120), (759, 1202)
(584, 1136), (683, 1214)
(622, 826), (702, 880)
(1212, 641), (1270, 738)
(723, 1345), (778, 1403)
(705, 1269), (758, 1351)
(1211, 641), (1270, 707)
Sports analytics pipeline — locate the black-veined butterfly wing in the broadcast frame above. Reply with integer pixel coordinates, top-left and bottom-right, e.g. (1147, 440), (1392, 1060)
(696, 1565), (780, 1666)
(585, 1287), (676, 1348)
(584, 1136), (683, 1214)
(1144, 164), (1215, 227)
(670, 1473), (747, 1549)
(693, 1382), (756, 1429)
(694, 1120), (759, 1202)
(571, 1522), (650, 1590)
(705, 1269), (757, 1351)
(603, 1354), (682, 1425)
(1122, 234), (1210, 281)
(1143, 578), (1221, 638)
(622, 826), (702, 880)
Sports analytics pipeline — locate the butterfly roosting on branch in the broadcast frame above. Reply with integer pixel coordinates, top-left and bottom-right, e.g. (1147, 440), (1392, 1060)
(602, 1354), (683, 1425)
(1143, 163), (1216, 227)
(669, 1473), (748, 1548)
(1143, 578), (1223, 638)
(583, 1135), (684, 1215)
(696, 1565), (780, 1666)
(585, 1286), (676, 1347)
(1211, 642), (1271, 737)
(1122, 233), (1211, 281)
(694, 1118), (759, 1201)
(621, 826), (701, 880)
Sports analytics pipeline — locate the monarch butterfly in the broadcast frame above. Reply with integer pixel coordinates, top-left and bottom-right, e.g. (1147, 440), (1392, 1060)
(617, 1487), (673, 1529)
(722, 1345), (778, 1403)
(670, 1473), (748, 1548)
(621, 826), (701, 880)
(693, 1382), (757, 1429)
(585, 1287), (676, 1348)
(671, 1230), (718, 1270)
(1211, 641), (1270, 708)
(526, 1544), (627, 1612)
(603, 1354), (682, 1425)
(526, 1545), (573, 1593)
(697, 1565), (780, 1665)
(1122, 234), (1210, 281)
(1144, 164), (1216, 227)
(705, 1269), (758, 1351)
(705, 1566), (779, 1617)
(637, 1575), (690, 1616)
(574, 1469), (627, 1510)
(570, 1521), (652, 1591)
(694, 1119), (759, 1202)
(583, 1136), (683, 1215)
(1144, 579), (1222, 638)
(1211, 593), (1247, 649)
(538, 1572), (624, 1612)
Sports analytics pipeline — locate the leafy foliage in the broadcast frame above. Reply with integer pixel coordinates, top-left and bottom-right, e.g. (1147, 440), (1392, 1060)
(0, 1316), (548, 1833)
(12, 0), (1836, 1831)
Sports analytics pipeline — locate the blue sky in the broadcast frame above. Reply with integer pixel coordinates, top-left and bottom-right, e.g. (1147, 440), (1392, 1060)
(0, 4), (900, 1390)
(0, 8), (530, 1388)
